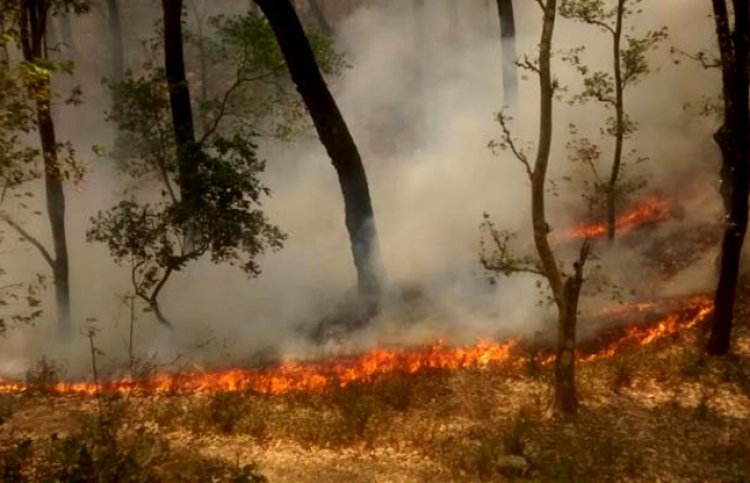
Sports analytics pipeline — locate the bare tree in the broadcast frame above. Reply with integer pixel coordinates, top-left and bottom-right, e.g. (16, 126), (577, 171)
(707, 0), (749, 355)
(253, 0), (386, 304)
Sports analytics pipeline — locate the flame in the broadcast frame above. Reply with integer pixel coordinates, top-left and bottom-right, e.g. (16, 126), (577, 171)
(564, 196), (674, 240)
(0, 295), (713, 397)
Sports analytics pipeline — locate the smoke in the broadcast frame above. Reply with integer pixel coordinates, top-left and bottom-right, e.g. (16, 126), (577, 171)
(0, 0), (725, 378)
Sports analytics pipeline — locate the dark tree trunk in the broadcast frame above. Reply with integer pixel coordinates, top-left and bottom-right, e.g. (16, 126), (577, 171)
(708, 0), (750, 355)
(161, 0), (200, 209)
(19, 1), (72, 337)
(254, 0), (385, 302)
(550, 254), (586, 417)
(307, 0), (333, 35)
(495, 0), (517, 107)
(106, 0), (124, 82)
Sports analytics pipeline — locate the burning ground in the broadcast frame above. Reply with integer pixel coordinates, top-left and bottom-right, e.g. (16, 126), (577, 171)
(1, 196), (747, 481)
(0, 282), (748, 481)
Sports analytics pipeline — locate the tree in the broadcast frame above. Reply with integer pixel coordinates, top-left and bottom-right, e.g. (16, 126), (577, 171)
(105, 0), (124, 83)
(1, 0), (88, 337)
(89, 60), (285, 327)
(253, 0), (386, 305)
(0, 20), (46, 335)
(481, 0), (591, 417)
(560, 0), (667, 243)
(707, 0), (749, 355)
(162, 0), (201, 216)
(496, 0), (517, 107)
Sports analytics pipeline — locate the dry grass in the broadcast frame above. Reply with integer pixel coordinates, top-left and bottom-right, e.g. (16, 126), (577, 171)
(2, 307), (750, 481)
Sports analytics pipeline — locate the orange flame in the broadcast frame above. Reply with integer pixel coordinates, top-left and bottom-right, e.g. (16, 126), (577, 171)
(564, 196), (673, 240)
(0, 295), (713, 397)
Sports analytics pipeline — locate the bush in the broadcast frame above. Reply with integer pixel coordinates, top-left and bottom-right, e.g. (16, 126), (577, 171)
(25, 356), (62, 394)
(207, 391), (247, 434)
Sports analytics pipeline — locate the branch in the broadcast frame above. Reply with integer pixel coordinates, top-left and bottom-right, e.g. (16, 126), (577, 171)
(198, 63), (286, 144)
(671, 47), (721, 70)
(496, 113), (533, 179)
(0, 213), (55, 270)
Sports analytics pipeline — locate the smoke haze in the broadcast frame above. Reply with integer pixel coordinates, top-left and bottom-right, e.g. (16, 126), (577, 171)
(0, 0), (725, 378)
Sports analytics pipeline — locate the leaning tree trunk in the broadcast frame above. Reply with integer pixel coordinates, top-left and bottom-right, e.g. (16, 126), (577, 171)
(496, 0), (517, 107)
(254, 0), (385, 303)
(708, 0), (750, 355)
(19, 2), (72, 337)
(106, 0), (124, 82)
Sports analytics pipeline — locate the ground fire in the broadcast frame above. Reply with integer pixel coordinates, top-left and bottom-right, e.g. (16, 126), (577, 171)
(0, 294), (712, 397)
(562, 195), (676, 240)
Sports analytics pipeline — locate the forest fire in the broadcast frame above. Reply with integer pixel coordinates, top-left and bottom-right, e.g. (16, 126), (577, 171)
(0, 295), (713, 398)
(564, 196), (675, 240)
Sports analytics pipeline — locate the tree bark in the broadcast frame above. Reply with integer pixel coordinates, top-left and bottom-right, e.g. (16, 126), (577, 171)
(606, 0), (625, 243)
(19, 1), (72, 337)
(527, 0), (585, 417)
(254, 0), (385, 302)
(106, 0), (124, 82)
(708, 0), (750, 355)
(495, 0), (517, 107)
(161, 0), (200, 209)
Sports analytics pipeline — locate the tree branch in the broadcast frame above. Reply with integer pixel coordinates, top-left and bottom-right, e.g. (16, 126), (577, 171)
(0, 213), (55, 270)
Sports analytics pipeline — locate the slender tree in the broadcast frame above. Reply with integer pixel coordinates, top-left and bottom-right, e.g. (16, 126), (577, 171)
(707, 0), (749, 355)
(253, 0), (385, 303)
(482, 0), (590, 417)
(14, 0), (78, 336)
(496, 0), (517, 107)
(560, 0), (666, 243)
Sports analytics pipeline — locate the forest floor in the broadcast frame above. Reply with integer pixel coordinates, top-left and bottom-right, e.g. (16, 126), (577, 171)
(1, 284), (750, 481)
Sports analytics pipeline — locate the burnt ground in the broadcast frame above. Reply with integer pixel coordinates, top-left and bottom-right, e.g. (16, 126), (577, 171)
(1, 283), (750, 481)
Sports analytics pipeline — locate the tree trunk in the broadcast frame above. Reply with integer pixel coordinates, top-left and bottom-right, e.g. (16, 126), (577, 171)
(708, 0), (750, 355)
(106, 0), (124, 82)
(254, 0), (385, 302)
(161, 0), (200, 209)
(605, 0), (625, 243)
(495, 0), (517, 107)
(549, 250), (587, 417)
(20, 1), (72, 337)
(527, 0), (585, 418)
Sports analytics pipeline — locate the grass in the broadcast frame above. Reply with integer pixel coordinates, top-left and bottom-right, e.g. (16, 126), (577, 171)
(2, 316), (750, 481)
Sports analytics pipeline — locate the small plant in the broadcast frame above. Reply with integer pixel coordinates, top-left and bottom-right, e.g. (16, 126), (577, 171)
(503, 406), (533, 456)
(25, 356), (62, 394)
(610, 356), (635, 393)
(1, 438), (32, 482)
(207, 391), (246, 433)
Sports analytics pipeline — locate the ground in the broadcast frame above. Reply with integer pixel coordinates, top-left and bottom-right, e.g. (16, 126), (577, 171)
(1, 286), (750, 481)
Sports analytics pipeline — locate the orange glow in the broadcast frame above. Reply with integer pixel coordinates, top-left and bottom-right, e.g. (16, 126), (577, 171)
(564, 196), (673, 240)
(0, 295), (713, 397)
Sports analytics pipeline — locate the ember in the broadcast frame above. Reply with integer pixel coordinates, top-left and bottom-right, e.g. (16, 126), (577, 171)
(0, 295), (712, 397)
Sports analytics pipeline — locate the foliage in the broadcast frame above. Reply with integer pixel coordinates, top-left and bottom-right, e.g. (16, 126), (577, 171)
(25, 355), (62, 394)
(89, 65), (285, 326)
(186, 11), (346, 141)
(560, 0), (667, 218)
